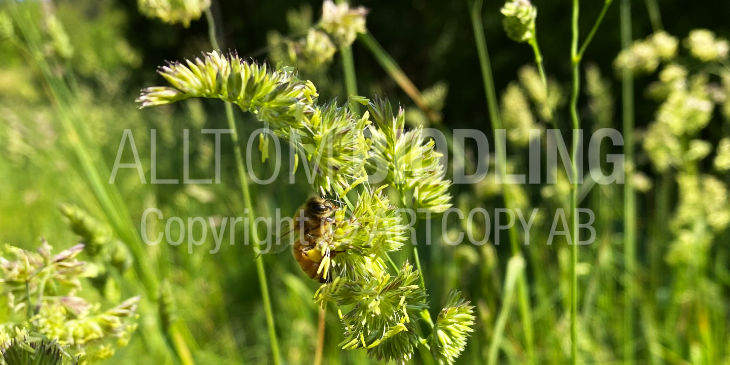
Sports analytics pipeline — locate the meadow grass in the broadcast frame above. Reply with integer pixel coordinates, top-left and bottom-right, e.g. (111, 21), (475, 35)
(1, 0), (729, 364)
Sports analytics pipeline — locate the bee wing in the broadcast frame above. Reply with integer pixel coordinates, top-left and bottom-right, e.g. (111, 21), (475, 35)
(258, 226), (298, 256)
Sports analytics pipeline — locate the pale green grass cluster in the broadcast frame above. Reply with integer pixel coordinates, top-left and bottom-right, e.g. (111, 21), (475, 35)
(138, 50), (473, 363)
(0, 241), (140, 362)
(137, 0), (210, 27)
(267, 0), (367, 74)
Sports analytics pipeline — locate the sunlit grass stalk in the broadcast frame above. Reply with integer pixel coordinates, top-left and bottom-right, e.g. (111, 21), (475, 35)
(204, 8), (281, 365)
(413, 240), (427, 289)
(487, 256), (524, 365)
(468, 1), (535, 363)
(620, 0), (636, 364)
(168, 322), (196, 365)
(314, 304), (326, 365)
(568, 0), (613, 363)
(521, 14), (561, 358)
(358, 32), (441, 123)
(528, 37), (547, 92)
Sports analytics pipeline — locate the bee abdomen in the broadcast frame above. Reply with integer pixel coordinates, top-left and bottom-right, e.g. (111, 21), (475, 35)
(293, 241), (330, 283)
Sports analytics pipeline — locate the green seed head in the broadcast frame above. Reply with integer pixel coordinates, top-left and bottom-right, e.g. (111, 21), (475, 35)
(501, 0), (537, 44)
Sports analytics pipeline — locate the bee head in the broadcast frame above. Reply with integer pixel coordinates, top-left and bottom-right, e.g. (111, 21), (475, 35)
(307, 197), (337, 218)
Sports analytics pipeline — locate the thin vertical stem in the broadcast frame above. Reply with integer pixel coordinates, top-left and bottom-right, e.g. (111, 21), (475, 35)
(340, 45), (360, 112)
(569, 0), (581, 362)
(204, 9), (219, 49)
(413, 243), (426, 289)
(314, 304), (326, 365)
(644, 0), (663, 32)
(620, 1), (636, 364)
(334, 0), (359, 113)
(568, 1), (613, 363)
(468, 1), (535, 363)
(225, 103), (281, 365)
(205, 8), (281, 365)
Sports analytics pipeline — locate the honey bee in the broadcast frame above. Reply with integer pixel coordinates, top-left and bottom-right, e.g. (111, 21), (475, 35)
(292, 196), (341, 282)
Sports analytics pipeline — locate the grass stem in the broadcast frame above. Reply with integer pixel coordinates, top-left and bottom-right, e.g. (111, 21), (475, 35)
(528, 32), (558, 129)
(487, 256), (524, 365)
(620, 0), (636, 364)
(314, 304), (326, 365)
(340, 45), (360, 112)
(569, 0), (580, 361)
(568, 1), (613, 363)
(644, 0), (663, 31)
(468, 1), (535, 363)
(358, 32), (441, 123)
(577, 1), (613, 58)
(205, 8), (282, 365)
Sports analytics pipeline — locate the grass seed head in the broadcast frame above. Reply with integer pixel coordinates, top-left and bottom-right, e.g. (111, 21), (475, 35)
(320, 0), (368, 48)
(501, 0), (537, 44)
(137, 0), (211, 27)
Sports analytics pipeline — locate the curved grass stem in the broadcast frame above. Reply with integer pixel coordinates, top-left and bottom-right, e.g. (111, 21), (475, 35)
(528, 33), (558, 129)
(577, 1), (613, 58)
(205, 8), (282, 365)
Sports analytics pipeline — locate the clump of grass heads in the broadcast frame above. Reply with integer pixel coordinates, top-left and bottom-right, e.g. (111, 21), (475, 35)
(266, 0), (366, 78)
(137, 50), (474, 364)
(0, 241), (140, 363)
(138, 51), (369, 196)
